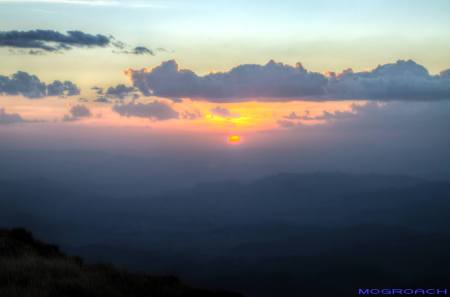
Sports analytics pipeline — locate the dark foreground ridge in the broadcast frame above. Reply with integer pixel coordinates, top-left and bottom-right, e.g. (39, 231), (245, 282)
(0, 228), (243, 297)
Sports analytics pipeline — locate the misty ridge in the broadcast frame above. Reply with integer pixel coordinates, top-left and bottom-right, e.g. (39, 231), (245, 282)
(1, 151), (450, 297)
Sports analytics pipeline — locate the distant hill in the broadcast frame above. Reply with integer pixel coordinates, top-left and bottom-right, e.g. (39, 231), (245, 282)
(0, 228), (243, 297)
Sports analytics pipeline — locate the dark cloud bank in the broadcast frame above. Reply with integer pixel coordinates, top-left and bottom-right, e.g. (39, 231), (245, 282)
(0, 30), (110, 52)
(127, 59), (450, 102)
(0, 71), (79, 98)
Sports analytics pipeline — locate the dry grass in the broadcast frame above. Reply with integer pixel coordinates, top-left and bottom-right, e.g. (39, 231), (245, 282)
(0, 228), (243, 297)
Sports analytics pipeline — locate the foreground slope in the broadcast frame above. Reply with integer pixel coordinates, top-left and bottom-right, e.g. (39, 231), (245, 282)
(0, 228), (243, 297)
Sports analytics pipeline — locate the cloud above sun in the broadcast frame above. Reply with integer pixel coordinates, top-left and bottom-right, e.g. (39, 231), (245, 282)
(210, 106), (240, 118)
(126, 60), (450, 102)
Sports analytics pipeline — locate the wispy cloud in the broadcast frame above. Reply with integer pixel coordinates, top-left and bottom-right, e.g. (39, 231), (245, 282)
(1, 30), (160, 56)
(0, 30), (111, 52)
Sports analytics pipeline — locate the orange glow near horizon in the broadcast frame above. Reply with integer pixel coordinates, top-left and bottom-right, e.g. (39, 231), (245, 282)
(0, 95), (363, 135)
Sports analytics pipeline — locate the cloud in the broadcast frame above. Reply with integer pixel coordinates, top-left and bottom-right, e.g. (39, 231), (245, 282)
(279, 105), (364, 128)
(28, 49), (45, 55)
(0, 30), (155, 56)
(113, 101), (179, 121)
(181, 110), (202, 120)
(211, 106), (239, 119)
(0, 71), (46, 98)
(63, 104), (92, 121)
(277, 119), (297, 128)
(326, 60), (450, 101)
(127, 59), (450, 102)
(105, 84), (136, 99)
(302, 101), (450, 141)
(284, 110), (355, 122)
(91, 86), (103, 95)
(210, 106), (239, 118)
(127, 46), (155, 55)
(132, 46), (154, 55)
(318, 110), (356, 120)
(94, 96), (110, 103)
(283, 111), (305, 120)
(127, 60), (327, 101)
(0, 108), (27, 124)
(0, 71), (80, 98)
(0, 30), (111, 52)
(114, 45), (157, 56)
(92, 84), (137, 102)
(47, 80), (80, 96)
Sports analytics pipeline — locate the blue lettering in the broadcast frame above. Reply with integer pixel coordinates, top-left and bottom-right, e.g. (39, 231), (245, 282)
(356, 288), (448, 295)
(359, 289), (371, 295)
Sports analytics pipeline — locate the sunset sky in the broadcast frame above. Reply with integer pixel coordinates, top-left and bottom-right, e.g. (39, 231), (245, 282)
(2, 3), (450, 296)
(1, 0), (449, 159)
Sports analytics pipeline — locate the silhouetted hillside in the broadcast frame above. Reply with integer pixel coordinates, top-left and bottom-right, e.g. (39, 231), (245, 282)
(0, 228), (243, 297)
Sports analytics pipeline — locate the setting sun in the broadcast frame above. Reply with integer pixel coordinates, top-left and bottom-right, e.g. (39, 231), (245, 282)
(228, 135), (241, 144)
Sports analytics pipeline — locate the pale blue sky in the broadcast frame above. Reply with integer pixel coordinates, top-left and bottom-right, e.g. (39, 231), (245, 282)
(0, 0), (449, 86)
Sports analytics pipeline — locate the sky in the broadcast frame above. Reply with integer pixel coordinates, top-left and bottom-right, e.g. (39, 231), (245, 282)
(1, 0), (450, 180)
